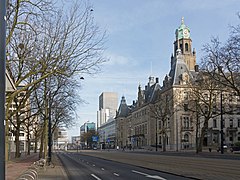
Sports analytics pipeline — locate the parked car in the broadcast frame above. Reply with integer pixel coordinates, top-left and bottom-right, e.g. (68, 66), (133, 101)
(230, 146), (240, 153)
(217, 145), (227, 152)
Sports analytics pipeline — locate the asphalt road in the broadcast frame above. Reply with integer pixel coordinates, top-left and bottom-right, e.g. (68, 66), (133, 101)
(73, 150), (240, 180)
(58, 152), (194, 180)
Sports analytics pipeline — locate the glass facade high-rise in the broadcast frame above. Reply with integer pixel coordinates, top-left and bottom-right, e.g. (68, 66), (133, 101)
(97, 92), (118, 128)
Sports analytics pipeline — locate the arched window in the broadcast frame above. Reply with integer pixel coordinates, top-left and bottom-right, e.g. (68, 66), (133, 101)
(184, 134), (189, 142)
(185, 43), (189, 52)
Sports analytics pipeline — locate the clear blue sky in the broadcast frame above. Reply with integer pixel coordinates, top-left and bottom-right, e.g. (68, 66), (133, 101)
(68, 0), (239, 138)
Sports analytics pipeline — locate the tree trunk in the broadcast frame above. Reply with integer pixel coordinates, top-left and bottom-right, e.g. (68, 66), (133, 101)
(34, 131), (38, 153)
(27, 133), (31, 155)
(163, 134), (167, 152)
(15, 126), (21, 158)
(199, 120), (208, 153)
(39, 129), (44, 159)
(44, 117), (48, 159)
(195, 117), (199, 154)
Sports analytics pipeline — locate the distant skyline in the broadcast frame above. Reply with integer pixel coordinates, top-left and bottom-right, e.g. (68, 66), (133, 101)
(68, 0), (239, 138)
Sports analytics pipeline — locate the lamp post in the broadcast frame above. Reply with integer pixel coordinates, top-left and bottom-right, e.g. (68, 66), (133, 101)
(0, 1), (6, 179)
(156, 118), (158, 151)
(48, 94), (52, 165)
(220, 91), (224, 154)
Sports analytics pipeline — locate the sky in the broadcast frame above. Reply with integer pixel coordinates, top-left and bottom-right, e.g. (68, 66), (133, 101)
(67, 0), (239, 138)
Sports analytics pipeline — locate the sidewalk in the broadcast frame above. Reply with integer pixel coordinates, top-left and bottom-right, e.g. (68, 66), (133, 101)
(6, 152), (68, 180)
(6, 153), (39, 180)
(38, 153), (68, 180)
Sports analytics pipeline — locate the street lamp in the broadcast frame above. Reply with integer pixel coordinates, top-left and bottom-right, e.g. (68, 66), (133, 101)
(220, 91), (224, 154)
(156, 118), (158, 151)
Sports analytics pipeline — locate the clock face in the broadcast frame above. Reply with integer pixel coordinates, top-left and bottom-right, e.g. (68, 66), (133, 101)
(183, 29), (189, 38)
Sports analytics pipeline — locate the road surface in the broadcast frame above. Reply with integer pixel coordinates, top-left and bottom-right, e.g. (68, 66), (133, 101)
(58, 152), (193, 180)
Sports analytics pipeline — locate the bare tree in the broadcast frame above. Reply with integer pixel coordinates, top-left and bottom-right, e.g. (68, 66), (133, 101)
(187, 72), (226, 152)
(201, 14), (240, 96)
(150, 91), (174, 152)
(6, 0), (106, 159)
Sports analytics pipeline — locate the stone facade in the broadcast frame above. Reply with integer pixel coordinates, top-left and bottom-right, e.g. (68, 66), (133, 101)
(115, 18), (240, 151)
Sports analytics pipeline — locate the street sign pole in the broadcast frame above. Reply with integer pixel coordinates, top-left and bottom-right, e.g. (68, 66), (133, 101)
(0, 0), (6, 179)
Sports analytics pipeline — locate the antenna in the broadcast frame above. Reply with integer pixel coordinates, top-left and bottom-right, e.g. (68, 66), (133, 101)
(150, 61), (153, 76)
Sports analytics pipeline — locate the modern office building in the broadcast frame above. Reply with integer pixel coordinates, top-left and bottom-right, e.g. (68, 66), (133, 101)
(53, 127), (68, 150)
(97, 92), (118, 128)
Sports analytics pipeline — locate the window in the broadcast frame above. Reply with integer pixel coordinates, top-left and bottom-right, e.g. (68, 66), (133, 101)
(223, 119), (225, 128)
(183, 117), (190, 128)
(180, 43), (183, 51)
(213, 119), (217, 128)
(185, 43), (189, 51)
(238, 119), (240, 128)
(158, 120), (161, 129)
(237, 106), (240, 114)
(229, 119), (233, 128)
(229, 105), (233, 114)
(184, 134), (189, 142)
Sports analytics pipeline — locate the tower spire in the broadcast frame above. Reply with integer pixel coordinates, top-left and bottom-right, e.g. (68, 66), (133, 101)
(181, 17), (184, 25)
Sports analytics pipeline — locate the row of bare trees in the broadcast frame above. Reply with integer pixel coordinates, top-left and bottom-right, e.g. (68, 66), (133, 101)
(5, 0), (106, 159)
(196, 14), (240, 151)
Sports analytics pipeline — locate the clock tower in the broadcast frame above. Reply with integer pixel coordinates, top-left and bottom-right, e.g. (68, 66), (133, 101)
(173, 17), (196, 71)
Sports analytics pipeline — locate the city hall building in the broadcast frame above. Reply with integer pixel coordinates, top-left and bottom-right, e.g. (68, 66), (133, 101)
(115, 18), (240, 151)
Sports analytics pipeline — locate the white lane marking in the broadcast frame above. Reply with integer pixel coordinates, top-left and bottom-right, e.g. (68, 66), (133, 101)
(113, 172), (120, 176)
(101, 168), (105, 171)
(92, 164), (95, 167)
(132, 170), (167, 180)
(91, 174), (102, 180)
(132, 170), (148, 176)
